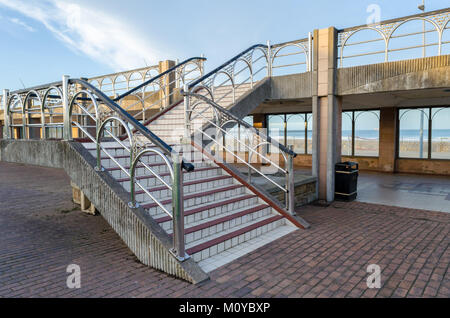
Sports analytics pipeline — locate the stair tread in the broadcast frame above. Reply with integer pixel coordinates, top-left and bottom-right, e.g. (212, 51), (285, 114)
(140, 184), (245, 211)
(167, 204), (269, 235)
(186, 215), (284, 255)
(152, 193), (256, 222)
(137, 175), (232, 195)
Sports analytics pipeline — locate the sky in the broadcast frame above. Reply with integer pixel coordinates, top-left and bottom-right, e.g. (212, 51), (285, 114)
(0, 0), (449, 91)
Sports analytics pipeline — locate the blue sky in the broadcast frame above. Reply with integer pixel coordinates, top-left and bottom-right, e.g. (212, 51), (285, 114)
(0, 0), (449, 91)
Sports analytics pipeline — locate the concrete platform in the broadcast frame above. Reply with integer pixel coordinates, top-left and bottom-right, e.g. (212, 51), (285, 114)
(1, 161), (449, 298)
(357, 172), (450, 213)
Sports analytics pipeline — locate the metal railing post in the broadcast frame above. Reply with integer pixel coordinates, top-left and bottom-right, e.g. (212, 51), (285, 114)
(267, 40), (272, 77)
(286, 145), (295, 215)
(308, 32), (313, 72)
(2, 89), (10, 139)
(128, 158), (138, 208)
(171, 152), (188, 261)
(62, 75), (71, 141)
(183, 84), (191, 140)
(200, 54), (205, 76)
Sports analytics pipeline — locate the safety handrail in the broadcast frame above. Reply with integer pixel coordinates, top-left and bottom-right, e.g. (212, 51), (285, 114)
(70, 78), (194, 172)
(186, 92), (297, 158)
(113, 56), (206, 102)
(185, 44), (268, 91)
(184, 92), (297, 213)
(67, 77), (190, 260)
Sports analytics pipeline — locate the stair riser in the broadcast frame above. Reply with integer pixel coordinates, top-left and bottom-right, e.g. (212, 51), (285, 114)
(110, 159), (214, 180)
(191, 218), (287, 263)
(90, 148), (130, 158)
(100, 155), (165, 168)
(122, 176), (234, 200)
(123, 168), (222, 190)
(109, 164), (173, 179)
(147, 187), (250, 217)
(163, 207), (273, 245)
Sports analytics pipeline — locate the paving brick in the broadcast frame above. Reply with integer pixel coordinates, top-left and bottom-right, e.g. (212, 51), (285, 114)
(1, 162), (449, 298)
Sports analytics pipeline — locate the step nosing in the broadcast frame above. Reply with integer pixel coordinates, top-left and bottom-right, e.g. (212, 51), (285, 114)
(140, 183), (242, 203)
(183, 204), (269, 235)
(185, 215), (284, 255)
(153, 194), (256, 222)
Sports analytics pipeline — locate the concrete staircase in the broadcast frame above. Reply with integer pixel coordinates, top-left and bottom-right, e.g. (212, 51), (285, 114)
(80, 82), (300, 272)
(83, 138), (297, 272)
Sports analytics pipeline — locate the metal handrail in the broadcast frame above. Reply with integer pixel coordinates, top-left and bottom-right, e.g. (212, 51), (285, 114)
(185, 44), (268, 91)
(184, 92), (297, 213)
(70, 78), (194, 172)
(113, 57), (206, 102)
(67, 78), (190, 260)
(186, 92), (297, 158)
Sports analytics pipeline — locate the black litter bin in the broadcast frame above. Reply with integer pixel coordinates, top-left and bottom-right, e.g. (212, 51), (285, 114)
(335, 162), (359, 201)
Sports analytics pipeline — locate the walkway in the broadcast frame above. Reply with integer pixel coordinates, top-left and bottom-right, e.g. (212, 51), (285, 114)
(357, 172), (450, 213)
(0, 162), (448, 298)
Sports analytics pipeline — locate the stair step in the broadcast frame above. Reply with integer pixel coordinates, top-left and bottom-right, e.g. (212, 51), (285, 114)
(183, 204), (269, 235)
(153, 193), (256, 222)
(186, 215), (284, 258)
(141, 184), (247, 216)
(198, 224), (296, 273)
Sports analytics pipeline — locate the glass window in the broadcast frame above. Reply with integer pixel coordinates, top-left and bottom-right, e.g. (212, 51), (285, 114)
(306, 114), (313, 154)
(399, 108), (429, 158)
(267, 115), (285, 152)
(354, 110), (380, 156)
(431, 107), (450, 159)
(286, 114), (305, 154)
(341, 112), (353, 156)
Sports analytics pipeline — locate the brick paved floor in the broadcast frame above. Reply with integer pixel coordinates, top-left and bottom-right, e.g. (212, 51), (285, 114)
(0, 161), (449, 298)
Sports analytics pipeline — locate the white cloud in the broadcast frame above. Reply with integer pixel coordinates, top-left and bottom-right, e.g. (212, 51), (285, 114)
(0, 0), (163, 71)
(8, 17), (35, 32)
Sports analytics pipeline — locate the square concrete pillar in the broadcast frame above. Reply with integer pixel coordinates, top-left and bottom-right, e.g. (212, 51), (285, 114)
(312, 27), (341, 202)
(379, 107), (397, 172)
(71, 181), (96, 215)
(159, 60), (176, 108)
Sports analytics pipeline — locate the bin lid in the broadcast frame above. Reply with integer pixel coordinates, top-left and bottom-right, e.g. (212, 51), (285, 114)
(335, 161), (359, 171)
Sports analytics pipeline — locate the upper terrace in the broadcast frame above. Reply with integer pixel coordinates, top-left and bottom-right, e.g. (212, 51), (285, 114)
(1, 8), (449, 199)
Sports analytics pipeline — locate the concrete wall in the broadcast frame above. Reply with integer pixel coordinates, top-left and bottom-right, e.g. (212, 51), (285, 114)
(270, 72), (312, 100)
(294, 154), (450, 176)
(337, 55), (450, 95)
(0, 139), (209, 284)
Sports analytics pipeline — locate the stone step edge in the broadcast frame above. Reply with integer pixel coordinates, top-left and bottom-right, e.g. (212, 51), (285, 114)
(135, 175), (232, 195)
(152, 194), (256, 221)
(185, 215), (284, 255)
(139, 182), (242, 208)
(168, 204), (269, 236)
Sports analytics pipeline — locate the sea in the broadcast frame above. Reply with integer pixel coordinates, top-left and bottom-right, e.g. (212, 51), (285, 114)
(275, 129), (450, 141)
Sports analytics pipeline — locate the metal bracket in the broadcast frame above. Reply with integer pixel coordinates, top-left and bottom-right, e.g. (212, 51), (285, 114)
(170, 248), (191, 262)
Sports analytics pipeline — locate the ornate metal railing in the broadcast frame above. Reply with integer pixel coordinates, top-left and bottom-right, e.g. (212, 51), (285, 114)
(88, 64), (160, 97)
(2, 76), (193, 261)
(112, 57), (206, 122)
(180, 41), (309, 214)
(184, 92), (297, 213)
(337, 8), (450, 67)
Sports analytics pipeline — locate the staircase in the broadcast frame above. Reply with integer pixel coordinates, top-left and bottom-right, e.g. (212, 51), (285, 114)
(2, 45), (309, 282)
(82, 139), (297, 272)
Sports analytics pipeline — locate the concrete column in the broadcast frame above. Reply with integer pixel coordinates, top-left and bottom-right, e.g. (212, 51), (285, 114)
(2, 89), (10, 139)
(158, 60), (176, 109)
(378, 107), (397, 172)
(312, 27), (341, 202)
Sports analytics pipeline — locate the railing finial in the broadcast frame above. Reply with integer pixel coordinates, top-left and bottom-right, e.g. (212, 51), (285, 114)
(62, 75), (71, 141)
(2, 89), (10, 139)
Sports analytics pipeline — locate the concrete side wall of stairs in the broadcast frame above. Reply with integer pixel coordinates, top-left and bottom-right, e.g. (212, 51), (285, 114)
(0, 139), (209, 284)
